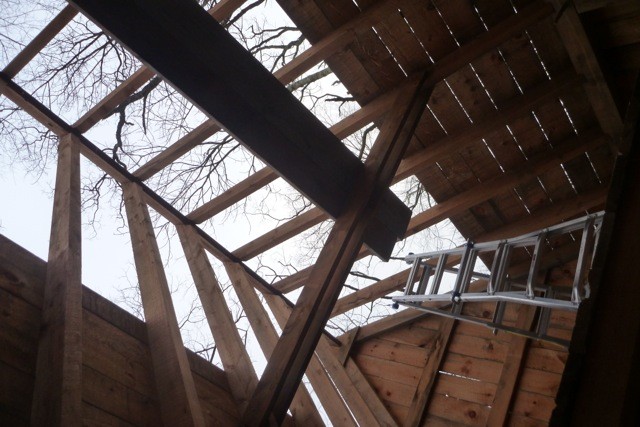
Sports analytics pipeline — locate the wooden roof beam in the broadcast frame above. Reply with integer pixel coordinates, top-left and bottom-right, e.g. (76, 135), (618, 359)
(68, 0), (411, 259)
(264, 291), (398, 426)
(177, 225), (259, 412)
(2, 5), (78, 79)
(549, 0), (624, 139)
(186, 89), (398, 223)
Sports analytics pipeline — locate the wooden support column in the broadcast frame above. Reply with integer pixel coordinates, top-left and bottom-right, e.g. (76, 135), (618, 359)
(122, 183), (205, 427)
(487, 305), (537, 426)
(552, 86), (640, 426)
(264, 293), (397, 426)
(177, 225), (258, 411)
(224, 262), (334, 426)
(245, 71), (434, 424)
(31, 134), (82, 426)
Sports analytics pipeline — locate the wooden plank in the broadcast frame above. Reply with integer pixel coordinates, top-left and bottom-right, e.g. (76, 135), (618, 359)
(362, 373), (415, 409)
(177, 225), (258, 411)
(233, 208), (326, 260)
(519, 368), (562, 397)
(434, 374), (497, 406)
(133, 119), (221, 181)
(0, 361), (34, 425)
(30, 134), (83, 426)
(81, 402), (135, 427)
(69, 0), (410, 259)
(441, 353), (504, 384)
(427, 392), (490, 426)
(264, 293), (396, 426)
(550, 0), (625, 138)
(404, 319), (456, 427)
(2, 5), (78, 78)
(81, 364), (161, 426)
(354, 337), (430, 368)
(223, 262), (327, 426)
(487, 305), (537, 426)
(188, 167), (278, 222)
(0, 288), (40, 374)
(510, 390), (556, 422)
(192, 374), (240, 425)
(82, 310), (156, 397)
(244, 72), (433, 424)
(122, 182), (205, 426)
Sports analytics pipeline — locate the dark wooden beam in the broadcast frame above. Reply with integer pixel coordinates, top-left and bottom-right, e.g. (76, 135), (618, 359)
(68, 0), (410, 259)
(244, 71), (434, 424)
(552, 85), (640, 426)
(30, 134), (83, 426)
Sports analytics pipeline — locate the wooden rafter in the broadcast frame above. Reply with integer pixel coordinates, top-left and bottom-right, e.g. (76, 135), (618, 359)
(550, 0), (624, 139)
(2, 5), (78, 79)
(122, 183), (205, 426)
(486, 305), (537, 426)
(177, 225), (258, 411)
(264, 293), (398, 427)
(223, 262), (327, 426)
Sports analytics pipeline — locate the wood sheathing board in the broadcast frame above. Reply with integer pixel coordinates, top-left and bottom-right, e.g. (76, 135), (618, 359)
(276, 0), (615, 247)
(350, 297), (575, 425)
(0, 234), (239, 426)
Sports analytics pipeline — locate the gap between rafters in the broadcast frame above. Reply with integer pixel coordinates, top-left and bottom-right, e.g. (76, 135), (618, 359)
(399, 9), (435, 64)
(370, 25), (408, 77)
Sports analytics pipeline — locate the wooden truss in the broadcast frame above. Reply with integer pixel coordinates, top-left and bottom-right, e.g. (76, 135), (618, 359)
(1, 0), (638, 425)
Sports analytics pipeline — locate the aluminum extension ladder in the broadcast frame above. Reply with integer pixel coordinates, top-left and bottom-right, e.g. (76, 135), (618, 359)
(392, 212), (604, 347)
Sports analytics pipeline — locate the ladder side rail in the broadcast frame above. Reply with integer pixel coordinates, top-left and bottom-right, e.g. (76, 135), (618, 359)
(526, 231), (548, 299)
(572, 216), (597, 303)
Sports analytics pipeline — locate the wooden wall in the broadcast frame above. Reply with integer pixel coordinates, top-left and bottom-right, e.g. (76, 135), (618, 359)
(351, 300), (575, 426)
(0, 234), (240, 426)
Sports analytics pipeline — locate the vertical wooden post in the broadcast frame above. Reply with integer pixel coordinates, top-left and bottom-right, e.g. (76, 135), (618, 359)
(245, 72), (434, 424)
(122, 183), (205, 426)
(31, 134), (83, 426)
(177, 225), (258, 411)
